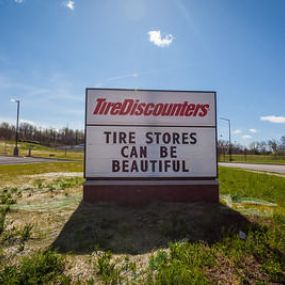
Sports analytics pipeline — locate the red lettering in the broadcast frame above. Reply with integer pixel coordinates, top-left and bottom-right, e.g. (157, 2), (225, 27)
(93, 98), (106, 114)
(92, 98), (210, 117)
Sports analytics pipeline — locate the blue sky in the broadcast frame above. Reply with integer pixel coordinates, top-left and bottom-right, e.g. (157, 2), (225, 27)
(0, 0), (284, 145)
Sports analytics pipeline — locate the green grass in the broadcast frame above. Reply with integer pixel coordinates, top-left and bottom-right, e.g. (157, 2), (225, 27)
(219, 166), (285, 206)
(0, 161), (82, 178)
(0, 251), (70, 284)
(219, 154), (285, 164)
(32, 177), (84, 191)
(0, 161), (83, 187)
(0, 141), (83, 160)
(0, 164), (285, 283)
(147, 243), (214, 285)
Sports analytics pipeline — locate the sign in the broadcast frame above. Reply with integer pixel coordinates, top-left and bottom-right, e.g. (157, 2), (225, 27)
(85, 89), (217, 179)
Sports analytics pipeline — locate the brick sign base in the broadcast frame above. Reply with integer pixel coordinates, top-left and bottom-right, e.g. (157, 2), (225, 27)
(83, 180), (219, 204)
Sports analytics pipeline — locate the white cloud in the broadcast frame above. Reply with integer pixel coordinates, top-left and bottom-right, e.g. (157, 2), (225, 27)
(242, 135), (252, 139)
(260, 115), (285, 124)
(249, 128), (257, 133)
(64, 0), (75, 11)
(14, 0), (24, 3)
(148, 30), (174, 47)
(233, 129), (242, 135)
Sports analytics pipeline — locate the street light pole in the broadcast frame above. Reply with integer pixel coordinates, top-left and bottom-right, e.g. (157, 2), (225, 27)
(11, 99), (20, 156)
(220, 117), (232, 162)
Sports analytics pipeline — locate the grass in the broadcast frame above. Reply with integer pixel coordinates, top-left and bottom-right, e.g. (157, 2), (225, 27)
(33, 177), (84, 192)
(219, 167), (285, 206)
(219, 154), (285, 164)
(0, 161), (83, 185)
(0, 141), (83, 160)
(0, 163), (284, 283)
(0, 251), (70, 284)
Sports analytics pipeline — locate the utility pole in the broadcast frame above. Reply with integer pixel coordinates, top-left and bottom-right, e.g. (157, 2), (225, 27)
(11, 99), (20, 156)
(220, 117), (232, 162)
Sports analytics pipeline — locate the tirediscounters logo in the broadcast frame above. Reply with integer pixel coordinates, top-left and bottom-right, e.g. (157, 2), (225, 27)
(93, 98), (210, 117)
(85, 89), (217, 179)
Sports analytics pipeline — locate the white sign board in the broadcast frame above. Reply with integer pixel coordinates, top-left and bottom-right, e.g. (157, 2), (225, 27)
(85, 89), (217, 179)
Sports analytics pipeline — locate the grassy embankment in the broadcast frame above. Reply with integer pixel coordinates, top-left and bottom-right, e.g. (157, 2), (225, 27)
(0, 163), (284, 284)
(0, 141), (83, 160)
(220, 154), (285, 164)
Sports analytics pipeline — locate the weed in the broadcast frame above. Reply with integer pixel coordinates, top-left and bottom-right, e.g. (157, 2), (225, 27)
(261, 259), (285, 282)
(33, 177), (84, 192)
(1, 223), (33, 246)
(213, 222), (285, 283)
(0, 251), (70, 284)
(0, 187), (17, 205)
(33, 179), (46, 189)
(147, 242), (214, 285)
(95, 251), (123, 285)
(148, 250), (168, 270)
(0, 206), (9, 234)
(20, 223), (33, 242)
(1, 226), (17, 245)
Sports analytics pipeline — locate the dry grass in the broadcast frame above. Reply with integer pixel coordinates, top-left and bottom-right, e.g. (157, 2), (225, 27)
(0, 165), (285, 284)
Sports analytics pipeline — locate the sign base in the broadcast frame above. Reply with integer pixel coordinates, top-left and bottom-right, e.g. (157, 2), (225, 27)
(83, 180), (219, 204)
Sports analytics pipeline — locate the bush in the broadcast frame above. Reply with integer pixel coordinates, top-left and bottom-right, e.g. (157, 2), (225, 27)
(20, 223), (33, 242)
(0, 206), (9, 234)
(147, 242), (214, 285)
(95, 251), (122, 285)
(0, 251), (70, 284)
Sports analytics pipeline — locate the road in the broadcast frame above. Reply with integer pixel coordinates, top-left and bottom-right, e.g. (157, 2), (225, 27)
(219, 162), (285, 174)
(0, 156), (72, 165)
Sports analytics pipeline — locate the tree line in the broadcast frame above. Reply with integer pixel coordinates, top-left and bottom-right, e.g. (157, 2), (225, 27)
(218, 136), (285, 155)
(1, 120), (284, 155)
(0, 122), (84, 146)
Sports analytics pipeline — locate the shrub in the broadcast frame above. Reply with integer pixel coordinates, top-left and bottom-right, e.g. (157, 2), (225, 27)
(0, 251), (70, 284)
(0, 206), (9, 235)
(95, 251), (122, 285)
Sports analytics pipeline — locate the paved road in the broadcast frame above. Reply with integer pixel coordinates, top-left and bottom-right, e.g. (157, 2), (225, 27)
(0, 156), (72, 165)
(219, 162), (285, 174)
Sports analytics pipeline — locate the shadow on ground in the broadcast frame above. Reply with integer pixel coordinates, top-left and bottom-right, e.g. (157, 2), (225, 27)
(51, 201), (251, 255)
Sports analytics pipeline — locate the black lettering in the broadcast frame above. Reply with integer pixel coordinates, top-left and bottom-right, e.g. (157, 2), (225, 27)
(119, 132), (127, 143)
(130, 160), (139, 172)
(173, 132), (180, 144)
(164, 160), (171, 172)
(182, 160), (190, 172)
(104, 131), (111, 143)
(112, 160), (120, 172)
(162, 133), (171, 144)
(160, 146), (168, 158)
(154, 132), (161, 144)
(182, 133), (188, 144)
(170, 146), (177, 158)
(173, 161), (179, 172)
(140, 146), (147, 158)
(141, 160), (148, 172)
(159, 160), (163, 172)
(145, 132), (153, 144)
(130, 146), (138, 157)
(121, 146), (128, 158)
(129, 132), (136, 144)
(122, 160), (129, 172)
(190, 133), (197, 144)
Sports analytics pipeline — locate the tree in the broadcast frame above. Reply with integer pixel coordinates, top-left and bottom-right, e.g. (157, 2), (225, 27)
(268, 139), (278, 154)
